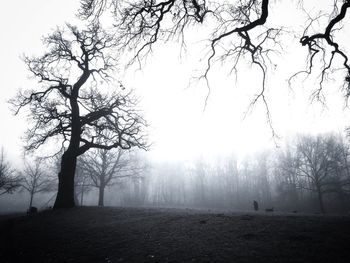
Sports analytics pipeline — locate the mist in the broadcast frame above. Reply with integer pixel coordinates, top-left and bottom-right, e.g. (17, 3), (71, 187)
(2, 132), (349, 215)
(1, 0), (350, 262)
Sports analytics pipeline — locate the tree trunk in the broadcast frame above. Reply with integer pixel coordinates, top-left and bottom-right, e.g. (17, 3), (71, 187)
(98, 184), (105, 207)
(29, 190), (34, 209)
(316, 185), (325, 214)
(80, 179), (85, 206)
(53, 71), (86, 209)
(53, 150), (77, 209)
(74, 186), (80, 206)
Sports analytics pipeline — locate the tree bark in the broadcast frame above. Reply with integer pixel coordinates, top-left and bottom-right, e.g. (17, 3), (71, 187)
(53, 150), (78, 209)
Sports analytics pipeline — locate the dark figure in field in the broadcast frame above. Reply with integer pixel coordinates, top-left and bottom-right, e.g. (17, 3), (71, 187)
(265, 207), (274, 212)
(253, 200), (259, 211)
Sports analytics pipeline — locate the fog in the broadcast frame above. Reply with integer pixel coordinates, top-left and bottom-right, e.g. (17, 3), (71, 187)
(1, 0), (350, 215)
(2, 1), (350, 262)
(2, 132), (350, 215)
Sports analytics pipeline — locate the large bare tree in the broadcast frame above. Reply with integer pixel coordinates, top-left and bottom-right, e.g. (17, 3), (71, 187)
(11, 23), (147, 209)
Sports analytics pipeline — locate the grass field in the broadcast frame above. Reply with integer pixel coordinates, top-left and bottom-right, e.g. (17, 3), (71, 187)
(1, 207), (350, 262)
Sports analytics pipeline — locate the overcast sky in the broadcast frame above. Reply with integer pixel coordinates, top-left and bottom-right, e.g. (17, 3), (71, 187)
(1, 0), (349, 164)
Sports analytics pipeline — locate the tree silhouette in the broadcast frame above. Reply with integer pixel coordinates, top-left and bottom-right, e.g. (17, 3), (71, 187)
(11, 23), (147, 209)
(79, 148), (144, 206)
(295, 134), (346, 214)
(20, 159), (56, 209)
(79, 0), (350, 110)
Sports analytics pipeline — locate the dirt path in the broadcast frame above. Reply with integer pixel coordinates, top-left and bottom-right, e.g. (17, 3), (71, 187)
(1, 207), (350, 262)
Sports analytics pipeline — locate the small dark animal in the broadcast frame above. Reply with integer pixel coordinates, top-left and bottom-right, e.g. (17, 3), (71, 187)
(253, 200), (259, 211)
(27, 206), (38, 215)
(292, 210), (298, 213)
(265, 207), (274, 212)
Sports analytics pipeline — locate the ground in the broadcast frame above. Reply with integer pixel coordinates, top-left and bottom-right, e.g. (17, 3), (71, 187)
(0, 207), (350, 262)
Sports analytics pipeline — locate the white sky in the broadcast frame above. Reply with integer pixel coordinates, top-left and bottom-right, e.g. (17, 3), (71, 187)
(0, 0), (349, 164)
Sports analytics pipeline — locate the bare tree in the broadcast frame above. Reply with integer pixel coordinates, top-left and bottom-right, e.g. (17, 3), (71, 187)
(322, 135), (350, 209)
(75, 163), (92, 206)
(337, 135), (350, 196)
(79, 148), (143, 206)
(79, 0), (350, 124)
(255, 151), (272, 206)
(192, 157), (208, 206)
(295, 134), (346, 213)
(20, 160), (56, 209)
(296, 0), (350, 99)
(0, 148), (21, 196)
(11, 23), (148, 209)
(274, 143), (301, 209)
(79, 1), (280, 123)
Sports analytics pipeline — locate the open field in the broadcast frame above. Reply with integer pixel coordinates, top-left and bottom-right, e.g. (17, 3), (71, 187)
(1, 207), (350, 262)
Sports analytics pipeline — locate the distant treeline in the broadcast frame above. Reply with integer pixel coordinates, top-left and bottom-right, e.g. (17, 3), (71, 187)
(108, 133), (350, 214)
(2, 133), (350, 214)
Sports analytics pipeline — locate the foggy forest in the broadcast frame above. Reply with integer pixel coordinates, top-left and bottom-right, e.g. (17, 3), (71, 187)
(2, 133), (350, 215)
(1, 0), (350, 262)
